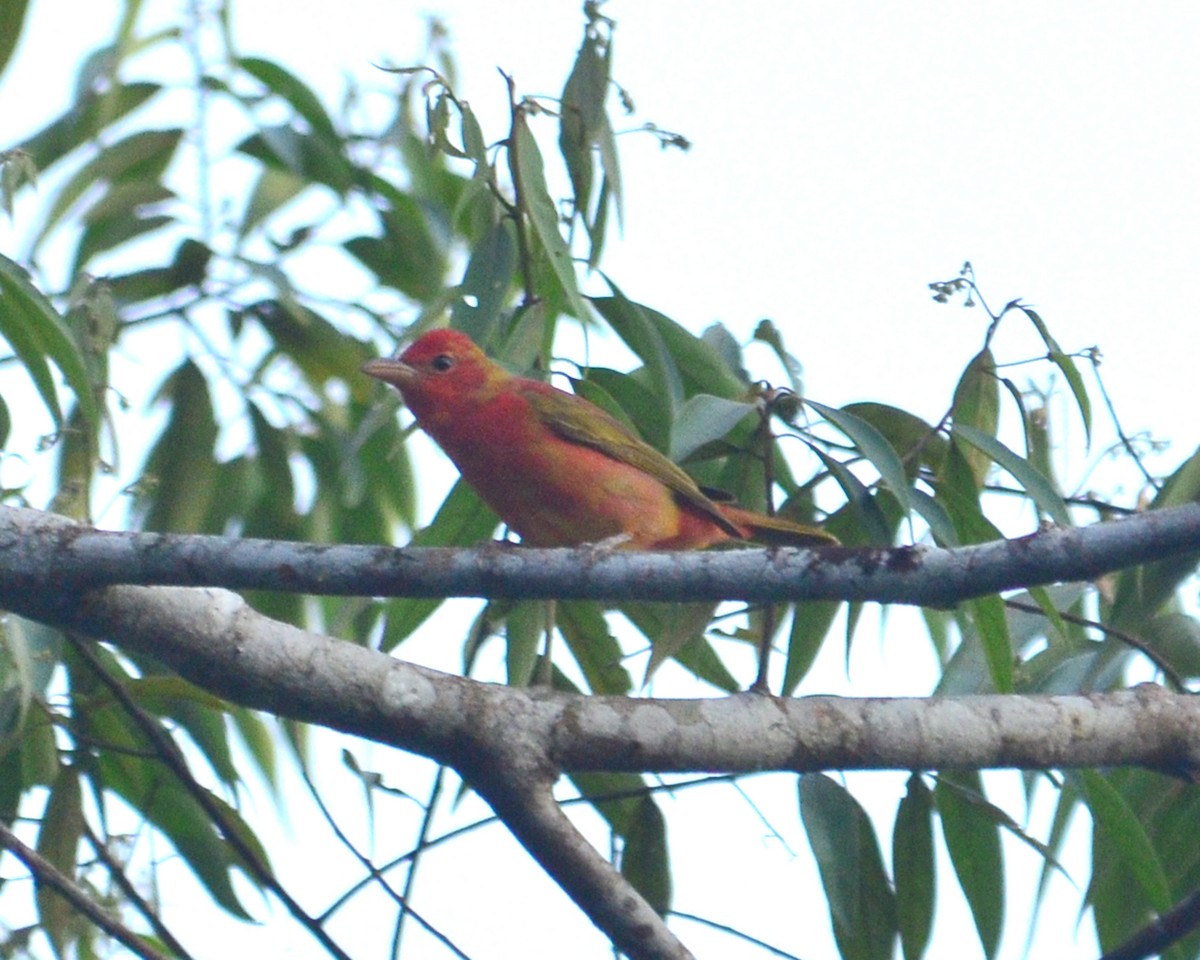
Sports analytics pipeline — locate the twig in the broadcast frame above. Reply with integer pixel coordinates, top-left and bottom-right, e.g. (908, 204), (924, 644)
(64, 635), (356, 960)
(81, 822), (194, 960)
(0, 820), (172, 960)
(292, 759), (471, 959)
(1003, 598), (1187, 691)
(394, 764), (449, 957)
(1099, 885), (1200, 960)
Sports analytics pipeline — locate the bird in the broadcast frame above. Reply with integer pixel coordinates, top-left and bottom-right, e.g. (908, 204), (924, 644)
(362, 328), (836, 551)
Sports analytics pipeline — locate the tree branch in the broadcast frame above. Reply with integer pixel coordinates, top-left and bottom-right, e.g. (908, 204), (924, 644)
(3, 501), (1197, 606)
(0, 820), (173, 960)
(3, 502), (1199, 959)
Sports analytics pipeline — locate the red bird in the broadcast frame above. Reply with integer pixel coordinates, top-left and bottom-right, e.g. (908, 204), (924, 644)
(363, 329), (835, 550)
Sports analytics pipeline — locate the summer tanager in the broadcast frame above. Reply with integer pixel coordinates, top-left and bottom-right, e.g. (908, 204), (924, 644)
(362, 329), (836, 550)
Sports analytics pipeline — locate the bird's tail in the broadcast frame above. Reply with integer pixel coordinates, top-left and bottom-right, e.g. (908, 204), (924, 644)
(718, 504), (839, 547)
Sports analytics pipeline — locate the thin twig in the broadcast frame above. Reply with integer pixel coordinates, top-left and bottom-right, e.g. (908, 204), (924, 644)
(394, 764), (449, 957)
(0, 820), (172, 960)
(292, 758), (472, 959)
(1087, 349), (1160, 491)
(670, 910), (804, 960)
(1003, 598), (1187, 691)
(1099, 884), (1200, 960)
(65, 635), (356, 960)
(81, 822), (195, 960)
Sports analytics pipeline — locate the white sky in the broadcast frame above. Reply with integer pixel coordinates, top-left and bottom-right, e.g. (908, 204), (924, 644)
(4, 2), (1199, 958)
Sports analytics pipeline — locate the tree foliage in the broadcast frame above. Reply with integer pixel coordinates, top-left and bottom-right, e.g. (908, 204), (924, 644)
(0, 3), (1198, 959)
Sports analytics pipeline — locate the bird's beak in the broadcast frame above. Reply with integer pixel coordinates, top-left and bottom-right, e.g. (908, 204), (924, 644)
(362, 356), (416, 389)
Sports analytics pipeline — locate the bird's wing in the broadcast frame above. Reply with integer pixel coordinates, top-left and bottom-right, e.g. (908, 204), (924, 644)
(521, 383), (743, 538)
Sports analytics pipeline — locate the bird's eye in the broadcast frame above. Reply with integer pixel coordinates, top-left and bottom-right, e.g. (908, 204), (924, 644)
(431, 354), (455, 372)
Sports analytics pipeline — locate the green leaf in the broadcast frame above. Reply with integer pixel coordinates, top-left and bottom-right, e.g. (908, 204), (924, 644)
(843, 402), (947, 476)
(935, 436), (1003, 546)
(1141, 614), (1200, 678)
(0, 0), (29, 83)
(381, 480), (500, 650)
(96, 740), (259, 920)
(1017, 306), (1091, 446)
(559, 28), (607, 216)
(107, 236), (212, 308)
(894, 775), (934, 960)
(239, 166), (308, 238)
(36, 764), (85, 958)
(590, 287), (684, 410)
(783, 601), (841, 695)
(556, 600), (631, 695)
(504, 601), (544, 687)
(510, 111), (590, 323)
(34, 128), (182, 252)
(620, 795), (671, 916)
(970, 594), (1014, 693)
(246, 300), (373, 402)
(1111, 445), (1200, 629)
(1076, 769), (1172, 914)
(18, 81), (160, 172)
(670, 631), (739, 693)
(236, 124), (353, 194)
(953, 423), (1071, 527)
(936, 772), (1004, 959)
(799, 773), (898, 960)
(72, 181), (175, 274)
(950, 349), (999, 486)
(0, 254), (100, 430)
(450, 217), (518, 346)
(669, 394), (756, 462)
(239, 57), (339, 145)
(137, 361), (220, 533)
(344, 176), (446, 302)
(807, 399), (917, 522)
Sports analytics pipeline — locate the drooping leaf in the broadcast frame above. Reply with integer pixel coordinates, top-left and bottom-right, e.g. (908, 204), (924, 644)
(953, 423), (1071, 527)
(1017, 306), (1092, 446)
(557, 600), (632, 695)
(0, 253), (100, 430)
(239, 56), (340, 145)
(843, 402), (947, 477)
(1110, 445), (1200, 629)
(18, 81), (160, 172)
(137, 360), (220, 534)
(807, 399), (916, 523)
(970, 593), (1014, 693)
(783, 601), (841, 695)
(35, 764), (85, 958)
(936, 772), (1004, 960)
(450, 217), (518, 346)
(509, 110), (590, 323)
(800, 773), (898, 960)
(381, 480), (500, 650)
(620, 795), (672, 917)
(669, 394), (756, 462)
(504, 601), (544, 687)
(0, 0), (30, 83)
(1077, 769), (1172, 915)
(894, 775), (935, 960)
(344, 176), (447, 302)
(239, 166), (308, 238)
(950, 349), (999, 486)
(34, 128), (182, 252)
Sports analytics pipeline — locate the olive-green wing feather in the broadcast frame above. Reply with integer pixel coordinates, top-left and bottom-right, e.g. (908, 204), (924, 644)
(521, 384), (742, 538)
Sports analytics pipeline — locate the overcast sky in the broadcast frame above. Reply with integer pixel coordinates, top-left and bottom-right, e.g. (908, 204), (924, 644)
(4, 3), (1198, 958)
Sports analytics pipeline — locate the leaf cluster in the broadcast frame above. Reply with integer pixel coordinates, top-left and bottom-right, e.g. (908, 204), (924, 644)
(0, 5), (1197, 960)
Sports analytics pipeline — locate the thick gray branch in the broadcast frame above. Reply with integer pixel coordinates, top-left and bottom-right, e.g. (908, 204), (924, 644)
(2, 502), (1198, 606)
(4, 503), (1199, 960)
(4, 564), (1200, 960)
